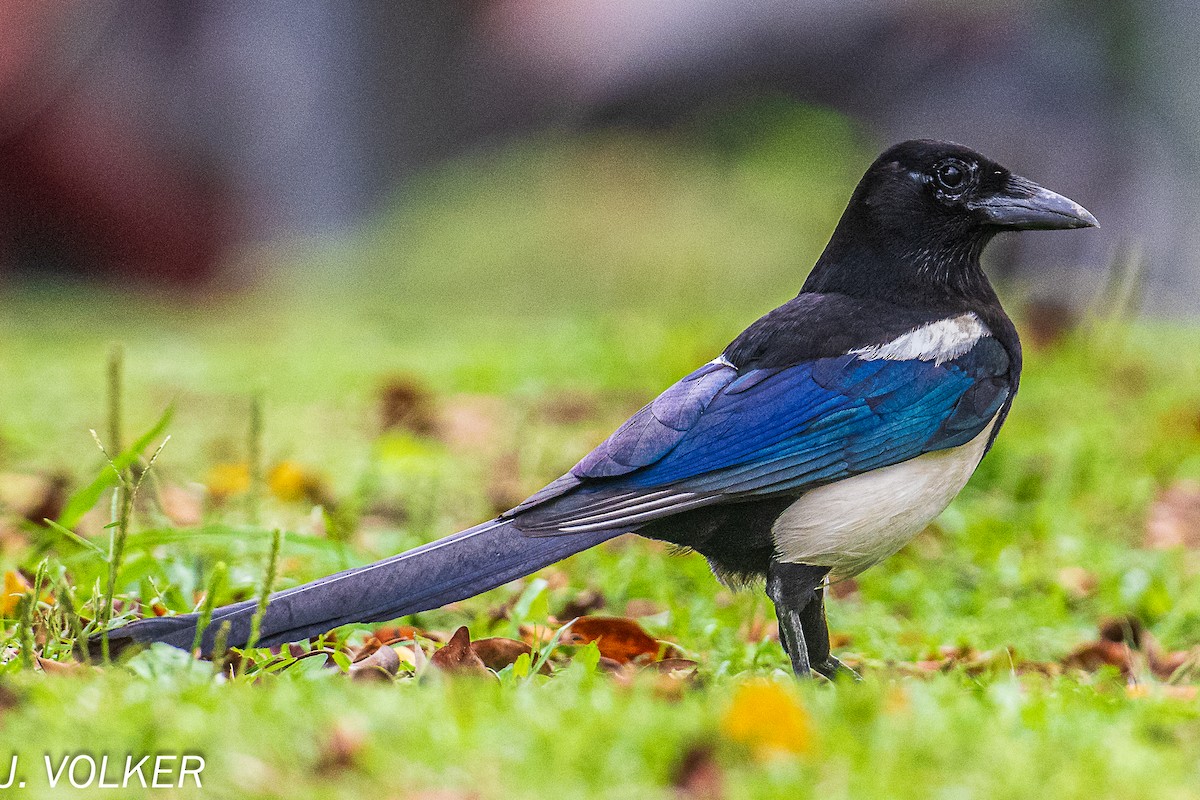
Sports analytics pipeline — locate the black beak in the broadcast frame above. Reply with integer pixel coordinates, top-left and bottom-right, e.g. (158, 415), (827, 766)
(969, 175), (1099, 230)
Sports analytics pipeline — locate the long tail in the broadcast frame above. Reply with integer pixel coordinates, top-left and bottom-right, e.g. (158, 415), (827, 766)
(90, 519), (619, 657)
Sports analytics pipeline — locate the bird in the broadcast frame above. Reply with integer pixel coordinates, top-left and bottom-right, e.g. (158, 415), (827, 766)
(92, 140), (1098, 677)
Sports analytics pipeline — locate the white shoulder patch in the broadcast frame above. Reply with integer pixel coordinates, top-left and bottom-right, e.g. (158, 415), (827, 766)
(851, 313), (989, 365)
(710, 354), (736, 369)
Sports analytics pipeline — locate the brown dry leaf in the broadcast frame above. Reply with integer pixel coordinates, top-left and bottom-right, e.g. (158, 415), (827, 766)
(647, 659), (701, 700)
(0, 472), (69, 525)
(0, 683), (19, 719)
(1145, 481), (1200, 549)
(646, 658), (700, 679)
(1070, 642), (1132, 681)
(374, 624), (442, 644)
(1060, 617), (1191, 679)
(350, 636), (384, 663)
(469, 637), (532, 672)
(430, 626), (489, 676)
(379, 375), (438, 435)
(559, 588), (606, 620)
(349, 644), (401, 682)
(673, 744), (725, 800)
(571, 616), (674, 664)
(314, 723), (365, 775)
(722, 680), (813, 757)
(36, 656), (86, 676)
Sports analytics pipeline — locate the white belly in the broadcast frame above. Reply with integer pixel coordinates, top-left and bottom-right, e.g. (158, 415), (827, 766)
(771, 416), (998, 577)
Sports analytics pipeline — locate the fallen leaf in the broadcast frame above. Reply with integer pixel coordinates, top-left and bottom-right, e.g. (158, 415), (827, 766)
(647, 659), (701, 700)
(36, 656), (84, 676)
(469, 637), (533, 672)
(722, 680), (812, 757)
(0, 472), (69, 525)
(374, 624), (442, 644)
(379, 376), (438, 435)
(349, 644), (401, 682)
(430, 627), (489, 677)
(647, 658), (699, 678)
(571, 616), (673, 664)
(673, 744), (724, 800)
(1061, 617), (1193, 680)
(559, 589), (606, 620)
(1062, 639), (1134, 676)
(314, 723), (365, 774)
(1145, 481), (1200, 549)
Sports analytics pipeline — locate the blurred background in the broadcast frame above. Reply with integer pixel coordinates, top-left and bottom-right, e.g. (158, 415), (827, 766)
(0, 0), (1195, 312)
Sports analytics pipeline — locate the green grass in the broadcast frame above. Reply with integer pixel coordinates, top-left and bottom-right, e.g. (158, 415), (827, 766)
(2, 111), (1200, 798)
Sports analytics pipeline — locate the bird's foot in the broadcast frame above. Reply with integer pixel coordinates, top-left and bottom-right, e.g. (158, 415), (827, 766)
(812, 655), (860, 682)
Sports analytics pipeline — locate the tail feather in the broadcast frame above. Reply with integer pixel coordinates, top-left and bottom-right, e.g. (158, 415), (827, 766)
(91, 519), (620, 657)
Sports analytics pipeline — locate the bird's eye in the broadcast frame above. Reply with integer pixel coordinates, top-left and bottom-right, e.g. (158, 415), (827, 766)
(933, 160), (970, 193)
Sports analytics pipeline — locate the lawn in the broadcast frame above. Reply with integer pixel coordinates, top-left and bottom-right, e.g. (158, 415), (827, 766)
(2, 117), (1200, 799)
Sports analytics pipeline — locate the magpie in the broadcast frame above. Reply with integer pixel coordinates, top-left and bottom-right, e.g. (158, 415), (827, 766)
(93, 140), (1097, 676)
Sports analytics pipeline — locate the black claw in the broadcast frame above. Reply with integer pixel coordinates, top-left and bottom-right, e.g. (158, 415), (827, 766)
(813, 655), (861, 682)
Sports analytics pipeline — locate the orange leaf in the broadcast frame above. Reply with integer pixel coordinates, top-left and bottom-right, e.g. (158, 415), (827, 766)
(570, 616), (672, 664)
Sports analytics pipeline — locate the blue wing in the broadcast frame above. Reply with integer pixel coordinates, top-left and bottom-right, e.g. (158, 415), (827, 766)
(508, 337), (1011, 533)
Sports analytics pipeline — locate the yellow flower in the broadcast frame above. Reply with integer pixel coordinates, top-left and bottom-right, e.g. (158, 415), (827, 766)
(721, 679), (813, 756)
(1, 570), (51, 617)
(206, 463), (251, 501)
(268, 461), (326, 504)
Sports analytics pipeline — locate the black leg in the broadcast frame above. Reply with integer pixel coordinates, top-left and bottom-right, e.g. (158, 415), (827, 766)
(765, 561), (828, 678)
(797, 584), (860, 681)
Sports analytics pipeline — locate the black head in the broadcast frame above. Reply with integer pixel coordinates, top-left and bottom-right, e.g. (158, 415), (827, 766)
(804, 140), (1097, 304)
